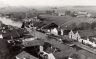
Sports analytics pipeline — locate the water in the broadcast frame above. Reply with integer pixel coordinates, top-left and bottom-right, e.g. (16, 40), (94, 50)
(0, 17), (22, 28)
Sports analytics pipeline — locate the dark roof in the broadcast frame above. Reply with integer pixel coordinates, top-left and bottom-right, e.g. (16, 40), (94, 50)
(34, 22), (46, 28)
(42, 23), (58, 29)
(16, 28), (29, 36)
(10, 30), (20, 38)
(22, 39), (42, 47)
(2, 28), (28, 39)
(16, 51), (39, 59)
(23, 35), (33, 38)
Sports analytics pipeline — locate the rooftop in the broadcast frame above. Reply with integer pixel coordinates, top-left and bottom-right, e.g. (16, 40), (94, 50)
(16, 51), (39, 59)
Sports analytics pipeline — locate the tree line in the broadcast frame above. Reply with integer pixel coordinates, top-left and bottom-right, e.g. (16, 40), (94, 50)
(66, 22), (96, 30)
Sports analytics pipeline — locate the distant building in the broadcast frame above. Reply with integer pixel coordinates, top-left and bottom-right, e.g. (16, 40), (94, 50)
(76, 11), (91, 17)
(58, 13), (65, 16)
(16, 51), (39, 59)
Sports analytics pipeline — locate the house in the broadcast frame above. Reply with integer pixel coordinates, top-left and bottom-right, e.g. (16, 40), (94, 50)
(74, 31), (81, 40)
(55, 28), (64, 36)
(68, 30), (96, 47)
(42, 22), (63, 36)
(39, 50), (56, 59)
(16, 51), (39, 59)
(50, 28), (58, 35)
(68, 30), (75, 40)
(83, 38), (90, 44)
(22, 37), (42, 47)
(41, 22), (60, 35)
(39, 44), (56, 59)
(69, 30), (96, 40)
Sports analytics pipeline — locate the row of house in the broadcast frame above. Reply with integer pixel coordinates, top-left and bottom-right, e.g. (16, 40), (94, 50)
(46, 26), (96, 48)
(68, 30), (96, 47)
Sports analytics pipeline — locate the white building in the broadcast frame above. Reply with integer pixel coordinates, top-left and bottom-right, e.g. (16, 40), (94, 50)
(48, 53), (56, 59)
(74, 31), (81, 40)
(68, 30), (75, 39)
(51, 28), (58, 35)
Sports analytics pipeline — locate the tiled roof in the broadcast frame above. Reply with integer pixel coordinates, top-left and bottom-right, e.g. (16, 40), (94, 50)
(34, 22), (46, 28)
(42, 23), (58, 29)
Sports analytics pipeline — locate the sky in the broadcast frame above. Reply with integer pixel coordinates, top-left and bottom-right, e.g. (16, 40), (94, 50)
(1, 0), (96, 7)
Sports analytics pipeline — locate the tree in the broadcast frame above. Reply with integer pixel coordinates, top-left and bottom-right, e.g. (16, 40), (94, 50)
(0, 39), (10, 59)
(91, 22), (96, 29)
(46, 10), (55, 15)
(67, 23), (78, 30)
(9, 12), (26, 21)
(77, 22), (91, 30)
(71, 12), (77, 17)
(65, 11), (71, 16)
(70, 54), (80, 59)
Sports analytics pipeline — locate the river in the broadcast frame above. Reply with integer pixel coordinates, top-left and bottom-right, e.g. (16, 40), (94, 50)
(0, 17), (22, 28)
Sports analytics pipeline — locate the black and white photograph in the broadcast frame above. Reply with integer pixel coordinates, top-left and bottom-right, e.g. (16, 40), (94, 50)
(0, 0), (96, 59)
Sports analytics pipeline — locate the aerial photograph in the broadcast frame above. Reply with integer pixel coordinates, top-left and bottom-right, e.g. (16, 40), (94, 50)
(1, 0), (96, 59)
